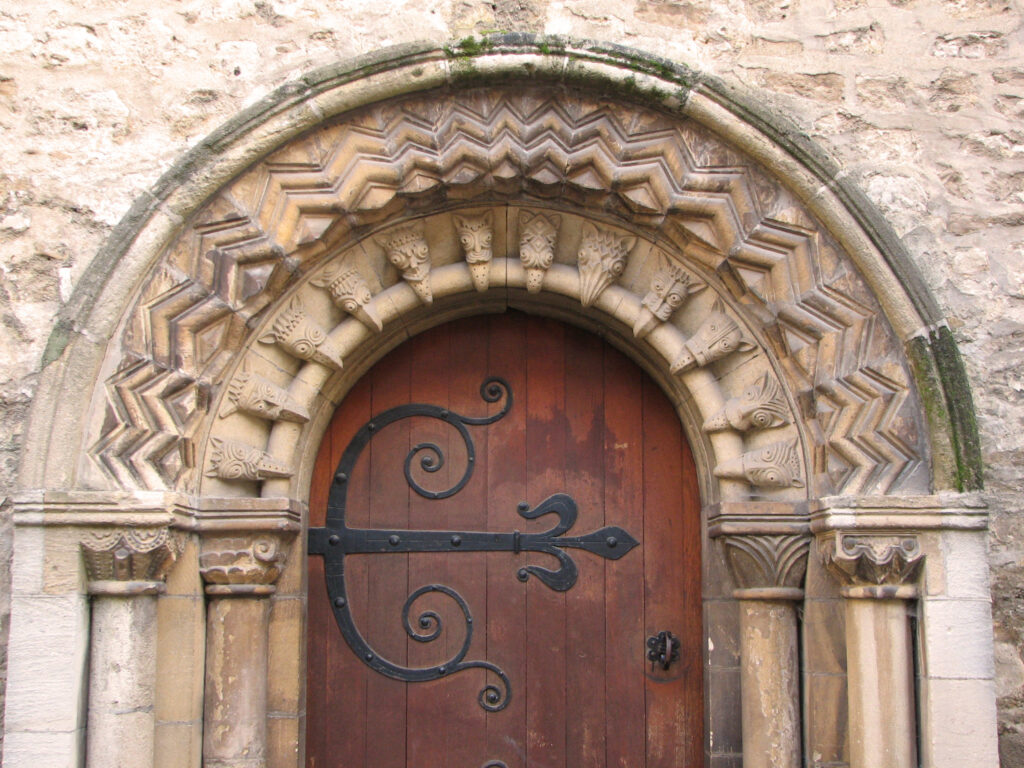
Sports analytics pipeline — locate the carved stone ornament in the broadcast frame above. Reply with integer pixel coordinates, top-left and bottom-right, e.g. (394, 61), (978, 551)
(378, 222), (432, 304)
(821, 532), (923, 590)
(577, 222), (635, 307)
(220, 361), (310, 423)
(704, 373), (791, 433)
(519, 211), (559, 293)
(453, 211), (494, 292)
(721, 534), (810, 595)
(634, 263), (704, 338)
(258, 295), (345, 370)
(714, 440), (805, 488)
(200, 535), (287, 593)
(311, 263), (383, 332)
(671, 300), (756, 374)
(205, 437), (293, 482)
(81, 526), (183, 586)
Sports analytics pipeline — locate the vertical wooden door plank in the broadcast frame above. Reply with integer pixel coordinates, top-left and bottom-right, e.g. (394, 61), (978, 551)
(405, 325), (452, 766)
(564, 327), (607, 767)
(642, 375), (693, 768)
(443, 318), (492, 768)
(602, 346), (647, 768)
(485, 313), (529, 768)
(364, 342), (413, 768)
(525, 316), (568, 768)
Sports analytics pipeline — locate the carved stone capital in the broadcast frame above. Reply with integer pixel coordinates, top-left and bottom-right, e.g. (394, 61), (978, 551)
(721, 534), (810, 600)
(199, 534), (292, 596)
(820, 531), (923, 598)
(81, 526), (184, 595)
(519, 211), (559, 293)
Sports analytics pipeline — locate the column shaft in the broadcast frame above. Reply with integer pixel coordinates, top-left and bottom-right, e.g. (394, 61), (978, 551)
(738, 599), (802, 768)
(203, 595), (271, 768)
(87, 590), (159, 768)
(845, 597), (916, 768)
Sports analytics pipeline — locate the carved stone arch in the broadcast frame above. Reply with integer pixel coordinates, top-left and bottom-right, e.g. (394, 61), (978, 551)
(6, 36), (995, 768)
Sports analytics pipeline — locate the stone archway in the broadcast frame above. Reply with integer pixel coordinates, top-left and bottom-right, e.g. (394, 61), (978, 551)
(4, 37), (995, 768)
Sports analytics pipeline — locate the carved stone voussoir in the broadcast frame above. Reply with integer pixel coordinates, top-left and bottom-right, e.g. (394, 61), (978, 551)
(577, 222), (635, 307)
(821, 532), (923, 594)
(454, 211), (494, 292)
(220, 363), (310, 423)
(81, 526), (183, 591)
(199, 535), (289, 595)
(634, 263), (704, 338)
(704, 373), (791, 433)
(671, 301), (755, 374)
(311, 263), (382, 332)
(721, 534), (810, 598)
(379, 222), (432, 304)
(205, 438), (293, 482)
(714, 440), (805, 489)
(259, 295), (345, 370)
(519, 211), (559, 293)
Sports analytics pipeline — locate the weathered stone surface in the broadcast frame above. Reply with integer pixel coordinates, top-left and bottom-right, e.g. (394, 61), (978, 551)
(0, 0), (1022, 761)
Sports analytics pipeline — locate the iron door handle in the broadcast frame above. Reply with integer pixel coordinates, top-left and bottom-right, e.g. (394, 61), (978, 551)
(646, 630), (680, 670)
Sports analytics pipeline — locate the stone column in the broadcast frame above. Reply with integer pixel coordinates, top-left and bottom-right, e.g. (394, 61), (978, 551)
(721, 533), (810, 768)
(199, 534), (290, 768)
(821, 532), (923, 768)
(81, 527), (181, 768)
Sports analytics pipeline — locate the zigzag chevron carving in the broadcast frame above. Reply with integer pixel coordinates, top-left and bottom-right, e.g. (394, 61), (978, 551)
(91, 87), (924, 495)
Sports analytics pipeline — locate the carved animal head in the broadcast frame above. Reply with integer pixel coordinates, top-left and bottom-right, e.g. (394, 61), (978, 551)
(519, 211), (559, 271)
(577, 222), (635, 307)
(703, 373), (789, 432)
(380, 223), (430, 280)
(643, 265), (698, 321)
(671, 300), (755, 373)
(453, 211), (494, 265)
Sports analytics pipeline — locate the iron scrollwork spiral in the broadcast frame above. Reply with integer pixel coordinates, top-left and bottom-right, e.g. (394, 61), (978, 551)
(307, 376), (639, 714)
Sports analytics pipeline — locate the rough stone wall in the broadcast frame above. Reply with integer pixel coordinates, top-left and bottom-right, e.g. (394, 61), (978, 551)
(0, 0), (1022, 763)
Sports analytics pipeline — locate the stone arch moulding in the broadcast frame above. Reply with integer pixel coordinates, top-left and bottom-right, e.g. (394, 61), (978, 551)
(6, 36), (997, 768)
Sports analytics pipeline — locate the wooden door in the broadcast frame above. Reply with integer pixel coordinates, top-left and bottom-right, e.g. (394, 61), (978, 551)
(306, 312), (703, 767)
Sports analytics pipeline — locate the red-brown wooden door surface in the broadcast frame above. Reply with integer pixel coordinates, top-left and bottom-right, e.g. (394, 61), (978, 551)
(306, 313), (702, 767)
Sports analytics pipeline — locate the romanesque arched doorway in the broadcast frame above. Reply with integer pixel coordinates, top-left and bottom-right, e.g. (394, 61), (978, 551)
(1, 37), (995, 768)
(306, 312), (703, 767)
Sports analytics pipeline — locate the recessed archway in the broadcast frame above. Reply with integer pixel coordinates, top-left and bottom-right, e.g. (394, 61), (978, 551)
(4, 37), (994, 768)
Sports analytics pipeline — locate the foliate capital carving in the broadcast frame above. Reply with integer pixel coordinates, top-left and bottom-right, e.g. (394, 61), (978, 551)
(714, 440), (805, 489)
(519, 211), (559, 293)
(454, 211), (494, 292)
(820, 532), (923, 596)
(205, 438), (293, 482)
(671, 301), (755, 374)
(704, 373), (790, 433)
(81, 526), (183, 593)
(379, 222), (432, 304)
(311, 264), (383, 332)
(259, 295), (345, 370)
(577, 222), (635, 307)
(721, 534), (810, 599)
(199, 534), (290, 595)
(220, 362), (310, 423)
(634, 264), (704, 338)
